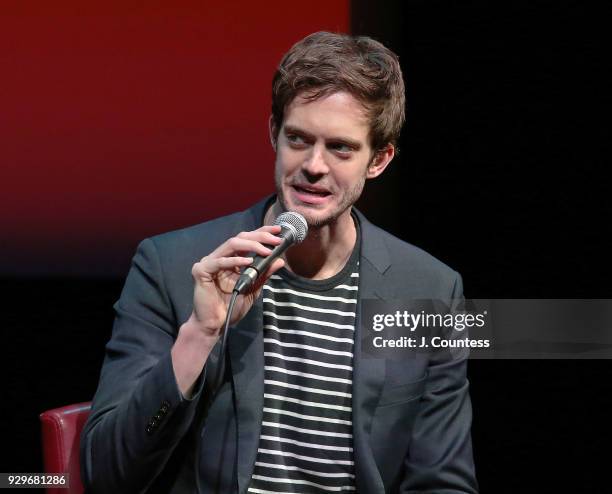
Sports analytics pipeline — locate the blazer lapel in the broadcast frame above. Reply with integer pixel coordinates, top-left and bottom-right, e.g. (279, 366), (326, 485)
(352, 208), (394, 493)
(228, 296), (265, 494)
(227, 198), (270, 493)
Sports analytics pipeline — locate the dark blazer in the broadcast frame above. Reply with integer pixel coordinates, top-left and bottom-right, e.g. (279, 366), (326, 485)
(81, 196), (478, 494)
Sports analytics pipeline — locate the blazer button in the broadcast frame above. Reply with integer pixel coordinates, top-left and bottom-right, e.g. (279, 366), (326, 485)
(145, 425), (154, 435)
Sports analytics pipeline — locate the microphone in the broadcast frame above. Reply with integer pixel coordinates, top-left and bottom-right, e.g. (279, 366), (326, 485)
(233, 211), (308, 294)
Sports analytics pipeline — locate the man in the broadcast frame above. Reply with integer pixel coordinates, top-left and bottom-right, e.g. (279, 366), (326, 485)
(81, 32), (478, 493)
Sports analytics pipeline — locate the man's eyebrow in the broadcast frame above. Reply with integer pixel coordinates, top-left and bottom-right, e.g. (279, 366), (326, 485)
(283, 125), (313, 139)
(283, 125), (362, 149)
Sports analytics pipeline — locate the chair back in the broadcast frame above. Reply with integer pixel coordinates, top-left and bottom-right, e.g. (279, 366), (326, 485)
(40, 402), (91, 494)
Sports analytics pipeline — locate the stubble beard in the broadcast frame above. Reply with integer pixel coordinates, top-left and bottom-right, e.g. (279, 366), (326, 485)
(275, 167), (366, 230)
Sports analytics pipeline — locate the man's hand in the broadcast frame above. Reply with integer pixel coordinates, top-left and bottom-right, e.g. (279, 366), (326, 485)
(171, 225), (285, 397)
(189, 224), (285, 335)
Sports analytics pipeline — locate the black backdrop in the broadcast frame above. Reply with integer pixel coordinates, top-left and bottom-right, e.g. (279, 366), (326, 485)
(3, 1), (612, 492)
(353, 1), (612, 492)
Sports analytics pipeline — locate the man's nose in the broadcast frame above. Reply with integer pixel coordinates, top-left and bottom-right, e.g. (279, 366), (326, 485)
(302, 146), (329, 177)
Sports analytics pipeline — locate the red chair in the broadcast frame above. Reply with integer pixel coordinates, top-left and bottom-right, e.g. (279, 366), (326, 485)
(40, 402), (91, 494)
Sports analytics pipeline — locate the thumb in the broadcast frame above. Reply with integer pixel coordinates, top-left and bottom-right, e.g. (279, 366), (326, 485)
(251, 257), (286, 297)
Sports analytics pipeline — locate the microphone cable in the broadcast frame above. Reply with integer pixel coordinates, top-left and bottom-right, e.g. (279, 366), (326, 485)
(211, 288), (239, 398)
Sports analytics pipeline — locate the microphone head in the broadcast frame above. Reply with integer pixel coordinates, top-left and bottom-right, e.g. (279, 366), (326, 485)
(275, 211), (308, 243)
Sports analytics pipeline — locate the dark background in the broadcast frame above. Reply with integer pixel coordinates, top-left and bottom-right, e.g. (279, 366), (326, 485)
(3, 1), (611, 492)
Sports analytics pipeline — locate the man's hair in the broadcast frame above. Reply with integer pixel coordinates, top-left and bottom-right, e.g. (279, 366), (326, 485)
(271, 31), (406, 153)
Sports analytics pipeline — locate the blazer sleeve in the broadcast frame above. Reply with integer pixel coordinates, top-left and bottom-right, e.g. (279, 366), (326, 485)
(399, 272), (479, 493)
(80, 238), (205, 494)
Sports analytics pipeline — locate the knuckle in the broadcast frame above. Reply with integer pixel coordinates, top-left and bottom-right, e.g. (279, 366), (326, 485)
(192, 256), (212, 275)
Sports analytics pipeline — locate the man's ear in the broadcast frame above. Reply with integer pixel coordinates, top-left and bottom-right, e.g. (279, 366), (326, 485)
(268, 115), (277, 152)
(366, 144), (395, 179)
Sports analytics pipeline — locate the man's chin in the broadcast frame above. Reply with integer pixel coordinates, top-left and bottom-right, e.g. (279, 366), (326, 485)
(296, 208), (340, 229)
(277, 193), (344, 228)
(281, 199), (325, 220)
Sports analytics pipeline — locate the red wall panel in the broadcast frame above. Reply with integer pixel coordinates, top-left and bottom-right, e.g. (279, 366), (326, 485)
(0, 1), (349, 275)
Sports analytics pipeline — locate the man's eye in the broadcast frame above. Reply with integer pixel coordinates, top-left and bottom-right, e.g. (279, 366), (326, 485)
(287, 134), (306, 146)
(329, 143), (353, 154)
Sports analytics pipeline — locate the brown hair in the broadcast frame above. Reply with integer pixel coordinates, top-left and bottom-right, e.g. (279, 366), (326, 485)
(271, 31), (405, 152)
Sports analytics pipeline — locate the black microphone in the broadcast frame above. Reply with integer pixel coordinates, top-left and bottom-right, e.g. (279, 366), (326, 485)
(233, 211), (308, 294)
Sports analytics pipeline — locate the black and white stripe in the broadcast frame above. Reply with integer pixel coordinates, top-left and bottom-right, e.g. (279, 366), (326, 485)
(248, 262), (360, 494)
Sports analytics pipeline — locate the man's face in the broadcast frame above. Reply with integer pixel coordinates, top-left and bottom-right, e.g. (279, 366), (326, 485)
(272, 91), (392, 228)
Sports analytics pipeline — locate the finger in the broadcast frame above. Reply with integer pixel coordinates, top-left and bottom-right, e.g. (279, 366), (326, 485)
(252, 258), (285, 292)
(255, 224), (282, 234)
(212, 237), (275, 258)
(203, 226), (283, 261)
(264, 257), (286, 278)
(236, 230), (284, 245)
(193, 256), (253, 278)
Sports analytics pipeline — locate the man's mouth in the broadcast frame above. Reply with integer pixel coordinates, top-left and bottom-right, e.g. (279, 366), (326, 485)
(290, 184), (332, 205)
(292, 184), (331, 197)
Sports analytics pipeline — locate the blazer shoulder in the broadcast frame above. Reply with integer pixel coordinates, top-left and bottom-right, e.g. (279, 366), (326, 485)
(148, 193), (271, 256)
(364, 221), (461, 297)
(151, 209), (250, 252)
(126, 205), (259, 291)
(389, 230), (457, 274)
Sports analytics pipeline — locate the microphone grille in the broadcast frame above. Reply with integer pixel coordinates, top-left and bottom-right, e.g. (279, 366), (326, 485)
(275, 211), (308, 243)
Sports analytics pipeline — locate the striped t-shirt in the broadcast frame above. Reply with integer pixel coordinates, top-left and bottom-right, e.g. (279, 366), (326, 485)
(247, 219), (361, 494)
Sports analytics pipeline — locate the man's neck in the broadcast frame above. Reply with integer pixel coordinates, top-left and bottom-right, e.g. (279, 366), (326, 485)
(264, 200), (356, 280)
